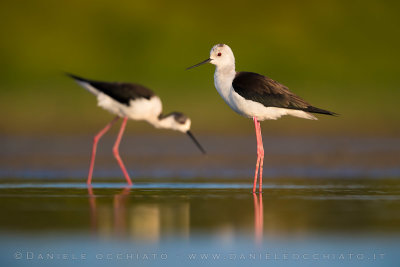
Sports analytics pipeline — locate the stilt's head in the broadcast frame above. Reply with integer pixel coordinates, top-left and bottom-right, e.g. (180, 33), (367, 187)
(157, 112), (206, 154)
(209, 44), (235, 68)
(187, 43), (235, 70)
(158, 112), (191, 133)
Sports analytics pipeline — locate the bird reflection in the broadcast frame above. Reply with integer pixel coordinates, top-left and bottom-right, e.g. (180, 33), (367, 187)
(253, 193), (264, 245)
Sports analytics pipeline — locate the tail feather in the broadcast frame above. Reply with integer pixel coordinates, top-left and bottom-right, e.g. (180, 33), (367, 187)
(304, 106), (338, 116)
(65, 73), (90, 83)
(66, 73), (99, 95)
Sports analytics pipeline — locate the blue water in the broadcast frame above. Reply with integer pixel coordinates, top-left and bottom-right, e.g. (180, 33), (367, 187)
(1, 234), (398, 267)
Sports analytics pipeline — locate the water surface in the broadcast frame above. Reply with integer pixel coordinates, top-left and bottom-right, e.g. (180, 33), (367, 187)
(0, 136), (399, 266)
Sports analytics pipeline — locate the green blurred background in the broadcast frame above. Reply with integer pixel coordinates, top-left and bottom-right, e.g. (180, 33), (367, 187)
(1, 0), (399, 136)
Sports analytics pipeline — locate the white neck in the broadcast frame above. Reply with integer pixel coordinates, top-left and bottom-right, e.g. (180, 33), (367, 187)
(214, 63), (236, 101)
(147, 115), (171, 129)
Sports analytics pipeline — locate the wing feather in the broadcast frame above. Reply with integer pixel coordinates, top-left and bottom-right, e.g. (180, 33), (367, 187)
(232, 72), (336, 115)
(67, 73), (154, 106)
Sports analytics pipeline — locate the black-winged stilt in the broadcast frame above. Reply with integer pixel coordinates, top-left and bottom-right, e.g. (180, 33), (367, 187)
(187, 44), (336, 193)
(67, 74), (205, 185)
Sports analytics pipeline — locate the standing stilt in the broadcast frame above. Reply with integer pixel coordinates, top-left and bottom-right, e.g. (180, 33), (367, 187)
(187, 44), (336, 193)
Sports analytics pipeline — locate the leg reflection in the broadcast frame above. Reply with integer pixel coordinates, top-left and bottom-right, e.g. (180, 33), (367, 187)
(88, 186), (97, 233)
(87, 187), (189, 241)
(113, 186), (131, 236)
(87, 186), (131, 236)
(253, 193), (264, 245)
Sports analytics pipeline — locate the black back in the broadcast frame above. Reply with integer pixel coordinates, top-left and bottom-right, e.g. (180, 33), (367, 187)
(232, 72), (336, 115)
(67, 73), (155, 106)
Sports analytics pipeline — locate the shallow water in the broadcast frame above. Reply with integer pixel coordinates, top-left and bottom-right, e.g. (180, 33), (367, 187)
(0, 136), (400, 266)
(1, 178), (400, 267)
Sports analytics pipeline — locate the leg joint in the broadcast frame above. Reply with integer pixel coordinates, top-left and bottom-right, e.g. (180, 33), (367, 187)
(93, 135), (100, 143)
(112, 146), (119, 156)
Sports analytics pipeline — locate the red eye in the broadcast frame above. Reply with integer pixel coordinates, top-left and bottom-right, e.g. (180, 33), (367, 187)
(217, 53), (222, 56)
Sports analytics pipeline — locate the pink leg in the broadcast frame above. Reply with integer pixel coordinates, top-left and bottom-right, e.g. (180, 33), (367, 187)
(87, 116), (120, 185)
(253, 117), (261, 193)
(258, 121), (264, 193)
(253, 156), (261, 193)
(253, 117), (264, 193)
(112, 117), (133, 185)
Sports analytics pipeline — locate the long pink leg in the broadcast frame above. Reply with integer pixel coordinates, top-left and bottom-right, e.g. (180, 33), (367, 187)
(253, 117), (261, 193)
(253, 117), (264, 193)
(87, 116), (120, 185)
(257, 120), (264, 193)
(112, 117), (133, 185)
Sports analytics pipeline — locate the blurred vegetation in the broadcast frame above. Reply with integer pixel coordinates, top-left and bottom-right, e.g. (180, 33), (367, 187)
(0, 0), (399, 136)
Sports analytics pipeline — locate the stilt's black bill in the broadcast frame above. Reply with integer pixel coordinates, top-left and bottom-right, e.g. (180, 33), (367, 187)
(186, 58), (212, 70)
(186, 131), (206, 154)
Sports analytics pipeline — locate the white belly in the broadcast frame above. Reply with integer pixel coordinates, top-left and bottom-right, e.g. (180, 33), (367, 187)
(97, 93), (162, 121)
(221, 86), (317, 121)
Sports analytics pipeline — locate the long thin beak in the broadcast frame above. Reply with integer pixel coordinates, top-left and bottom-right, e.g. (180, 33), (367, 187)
(186, 131), (206, 154)
(186, 58), (212, 70)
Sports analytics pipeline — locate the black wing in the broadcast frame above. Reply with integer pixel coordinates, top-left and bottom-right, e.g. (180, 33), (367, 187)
(67, 73), (155, 106)
(232, 72), (336, 115)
